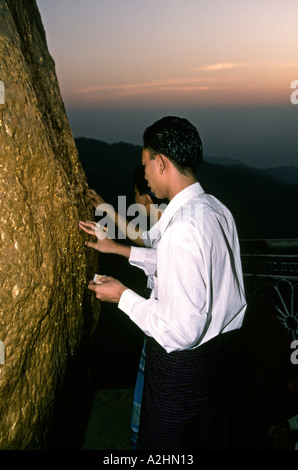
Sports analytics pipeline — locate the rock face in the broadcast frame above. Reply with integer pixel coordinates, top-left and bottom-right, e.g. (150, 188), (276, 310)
(0, 0), (99, 449)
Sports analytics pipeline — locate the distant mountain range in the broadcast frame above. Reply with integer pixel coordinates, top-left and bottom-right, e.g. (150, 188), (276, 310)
(205, 155), (298, 186)
(262, 165), (298, 186)
(75, 137), (298, 240)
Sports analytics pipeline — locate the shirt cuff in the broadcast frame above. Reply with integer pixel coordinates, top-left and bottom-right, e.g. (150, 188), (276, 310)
(119, 288), (144, 316)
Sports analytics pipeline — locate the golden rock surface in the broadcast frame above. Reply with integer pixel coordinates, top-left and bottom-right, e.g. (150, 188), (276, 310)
(0, 0), (100, 449)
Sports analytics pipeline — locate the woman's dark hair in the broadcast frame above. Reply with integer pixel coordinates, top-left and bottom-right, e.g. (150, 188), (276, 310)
(143, 116), (203, 176)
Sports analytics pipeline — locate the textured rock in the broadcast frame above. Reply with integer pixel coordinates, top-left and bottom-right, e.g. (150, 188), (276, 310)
(0, 0), (99, 449)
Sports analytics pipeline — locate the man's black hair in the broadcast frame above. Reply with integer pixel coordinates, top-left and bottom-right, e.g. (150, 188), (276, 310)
(143, 116), (203, 176)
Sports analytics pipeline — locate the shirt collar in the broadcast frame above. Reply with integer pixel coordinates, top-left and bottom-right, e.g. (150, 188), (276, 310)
(159, 182), (205, 235)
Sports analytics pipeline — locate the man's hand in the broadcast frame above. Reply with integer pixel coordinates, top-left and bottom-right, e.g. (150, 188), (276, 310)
(79, 220), (132, 259)
(88, 276), (127, 303)
(79, 220), (117, 253)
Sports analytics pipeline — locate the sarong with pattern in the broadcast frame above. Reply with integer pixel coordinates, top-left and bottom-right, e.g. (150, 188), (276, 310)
(137, 333), (236, 450)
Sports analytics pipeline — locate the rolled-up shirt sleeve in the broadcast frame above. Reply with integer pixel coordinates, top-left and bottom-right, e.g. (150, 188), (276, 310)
(128, 246), (157, 277)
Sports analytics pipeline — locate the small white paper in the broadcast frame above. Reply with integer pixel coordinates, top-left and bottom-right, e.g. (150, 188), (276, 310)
(93, 274), (106, 284)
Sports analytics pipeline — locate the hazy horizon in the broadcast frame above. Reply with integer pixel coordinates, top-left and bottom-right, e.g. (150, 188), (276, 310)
(36, 0), (298, 169)
(66, 104), (297, 169)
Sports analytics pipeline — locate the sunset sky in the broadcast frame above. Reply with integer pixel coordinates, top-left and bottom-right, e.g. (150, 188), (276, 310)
(36, 0), (298, 168)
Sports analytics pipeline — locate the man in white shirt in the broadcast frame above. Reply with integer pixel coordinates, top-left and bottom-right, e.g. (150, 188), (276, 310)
(84, 116), (247, 450)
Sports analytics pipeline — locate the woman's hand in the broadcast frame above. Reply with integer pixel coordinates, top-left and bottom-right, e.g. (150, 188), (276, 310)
(85, 189), (106, 208)
(79, 220), (118, 253)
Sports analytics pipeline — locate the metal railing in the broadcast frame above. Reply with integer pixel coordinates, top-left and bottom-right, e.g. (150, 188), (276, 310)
(240, 239), (298, 341)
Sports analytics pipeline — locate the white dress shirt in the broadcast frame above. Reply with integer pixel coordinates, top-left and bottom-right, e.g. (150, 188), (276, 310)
(119, 182), (247, 353)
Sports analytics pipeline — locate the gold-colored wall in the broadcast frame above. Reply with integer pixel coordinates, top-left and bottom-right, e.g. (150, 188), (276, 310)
(0, 0), (99, 449)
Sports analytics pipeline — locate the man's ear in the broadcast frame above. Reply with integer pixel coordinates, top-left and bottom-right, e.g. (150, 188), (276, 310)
(156, 154), (166, 174)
